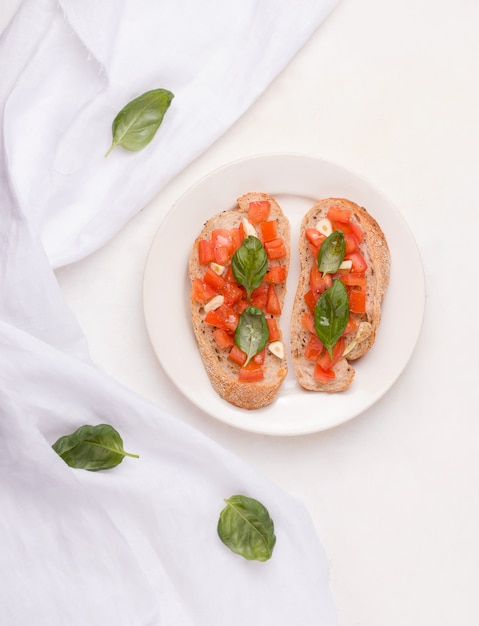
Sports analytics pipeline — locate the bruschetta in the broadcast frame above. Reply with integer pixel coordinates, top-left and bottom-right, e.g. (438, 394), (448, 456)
(189, 192), (290, 409)
(290, 197), (390, 392)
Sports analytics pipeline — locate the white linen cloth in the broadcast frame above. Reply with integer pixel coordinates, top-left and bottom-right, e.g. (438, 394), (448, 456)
(0, 0), (340, 624)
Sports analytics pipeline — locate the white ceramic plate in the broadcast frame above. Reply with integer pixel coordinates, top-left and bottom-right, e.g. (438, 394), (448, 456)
(143, 154), (425, 435)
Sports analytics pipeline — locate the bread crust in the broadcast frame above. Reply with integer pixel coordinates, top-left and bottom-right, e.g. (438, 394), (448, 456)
(290, 198), (390, 392)
(189, 192), (290, 410)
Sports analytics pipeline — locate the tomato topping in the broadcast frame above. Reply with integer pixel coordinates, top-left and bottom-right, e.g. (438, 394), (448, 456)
(301, 312), (316, 334)
(203, 266), (225, 291)
(344, 233), (359, 255)
(211, 229), (234, 265)
(238, 364), (264, 382)
(265, 284), (281, 315)
(229, 344), (247, 366)
(248, 200), (271, 224)
(221, 281), (243, 305)
(230, 226), (243, 252)
(266, 317), (281, 342)
(317, 337), (345, 370)
(304, 290), (318, 314)
(338, 272), (366, 288)
(346, 251), (368, 273)
(305, 228), (326, 248)
(204, 304), (239, 332)
(313, 364), (336, 383)
(213, 328), (234, 349)
(349, 219), (364, 243)
(191, 278), (216, 303)
(265, 265), (287, 283)
(348, 288), (366, 314)
(343, 315), (358, 335)
(310, 264), (333, 295)
(260, 220), (277, 243)
(327, 205), (351, 223)
(264, 238), (287, 260)
(304, 335), (324, 361)
(198, 239), (214, 265)
(251, 283), (268, 310)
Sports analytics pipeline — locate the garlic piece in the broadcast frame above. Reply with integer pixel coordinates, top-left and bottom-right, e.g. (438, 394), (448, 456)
(203, 294), (224, 313)
(268, 340), (285, 359)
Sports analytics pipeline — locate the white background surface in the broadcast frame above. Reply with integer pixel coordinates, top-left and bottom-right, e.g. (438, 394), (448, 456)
(2, 1), (478, 624)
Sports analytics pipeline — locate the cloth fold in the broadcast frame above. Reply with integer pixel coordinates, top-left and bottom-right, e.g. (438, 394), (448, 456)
(1, 0), (340, 624)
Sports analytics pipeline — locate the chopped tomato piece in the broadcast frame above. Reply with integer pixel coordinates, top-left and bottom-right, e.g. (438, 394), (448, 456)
(344, 233), (359, 255)
(253, 349), (266, 366)
(301, 312), (316, 334)
(235, 299), (250, 315)
(260, 220), (277, 243)
(346, 251), (368, 273)
(349, 219), (364, 243)
(230, 226), (243, 252)
(343, 315), (358, 335)
(317, 337), (345, 370)
(313, 363), (336, 383)
(213, 328), (234, 349)
(308, 242), (321, 260)
(305, 228), (326, 248)
(264, 238), (287, 260)
(239, 364), (264, 382)
(338, 272), (366, 288)
(211, 229), (234, 265)
(265, 284), (281, 315)
(222, 281), (244, 305)
(248, 200), (271, 224)
(348, 288), (366, 314)
(191, 278), (216, 303)
(203, 266), (225, 291)
(265, 265), (287, 283)
(304, 290), (318, 314)
(304, 335), (324, 361)
(228, 344), (247, 366)
(327, 205), (351, 223)
(310, 264), (333, 295)
(198, 239), (214, 265)
(251, 283), (269, 309)
(266, 317), (281, 342)
(204, 304), (239, 332)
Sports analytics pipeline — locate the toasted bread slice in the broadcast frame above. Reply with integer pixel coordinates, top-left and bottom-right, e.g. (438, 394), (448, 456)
(290, 198), (390, 392)
(189, 192), (290, 410)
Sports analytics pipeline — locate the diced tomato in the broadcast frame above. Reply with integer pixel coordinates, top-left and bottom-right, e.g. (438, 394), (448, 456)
(338, 272), (366, 288)
(248, 200), (271, 225)
(228, 344), (247, 366)
(213, 328), (234, 349)
(305, 228), (326, 248)
(310, 264), (333, 295)
(230, 226), (242, 252)
(304, 290), (318, 314)
(265, 284), (281, 315)
(349, 219), (364, 243)
(198, 239), (214, 265)
(191, 278), (216, 303)
(204, 304), (239, 332)
(260, 220), (277, 243)
(266, 317), (281, 342)
(317, 337), (345, 370)
(346, 251), (368, 273)
(348, 288), (366, 314)
(251, 283), (269, 310)
(264, 238), (287, 260)
(301, 312), (316, 334)
(253, 349), (266, 366)
(343, 315), (358, 335)
(344, 233), (359, 255)
(308, 242), (321, 260)
(211, 229), (234, 265)
(203, 266), (225, 291)
(327, 205), (351, 223)
(222, 280), (244, 305)
(235, 299), (250, 315)
(239, 364), (264, 382)
(313, 363), (336, 383)
(265, 265), (287, 283)
(223, 265), (236, 283)
(304, 335), (324, 361)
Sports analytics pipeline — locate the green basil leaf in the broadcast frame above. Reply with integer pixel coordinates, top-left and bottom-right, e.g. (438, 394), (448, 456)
(231, 236), (268, 300)
(314, 279), (349, 357)
(234, 306), (269, 366)
(217, 495), (276, 562)
(318, 229), (345, 276)
(52, 424), (139, 471)
(105, 88), (174, 157)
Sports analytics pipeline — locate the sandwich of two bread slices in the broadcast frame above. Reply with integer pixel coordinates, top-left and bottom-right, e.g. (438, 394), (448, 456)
(189, 192), (390, 410)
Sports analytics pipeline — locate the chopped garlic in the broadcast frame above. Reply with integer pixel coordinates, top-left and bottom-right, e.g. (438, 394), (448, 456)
(339, 259), (353, 271)
(241, 217), (257, 238)
(342, 322), (372, 357)
(268, 340), (285, 359)
(316, 217), (333, 237)
(203, 294), (224, 313)
(210, 262), (225, 276)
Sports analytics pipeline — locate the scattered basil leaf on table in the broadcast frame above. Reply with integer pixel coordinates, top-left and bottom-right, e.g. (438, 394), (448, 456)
(105, 88), (174, 157)
(234, 306), (269, 366)
(318, 229), (345, 276)
(217, 495), (276, 562)
(314, 279), (350, 358)
(52, 424), (139, 471)
(232, 236), (268, 300)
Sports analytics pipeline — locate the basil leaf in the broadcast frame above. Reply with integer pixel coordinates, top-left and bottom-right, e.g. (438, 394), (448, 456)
(314, 279), (349, 357)
(234, 306), (269, 366)
(52, 424), (139, 471)
(105, 88), (174, 157)
(231, 236), (268, 300)
(318, 229), (345, 276)
(217, 495), (276, 562)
